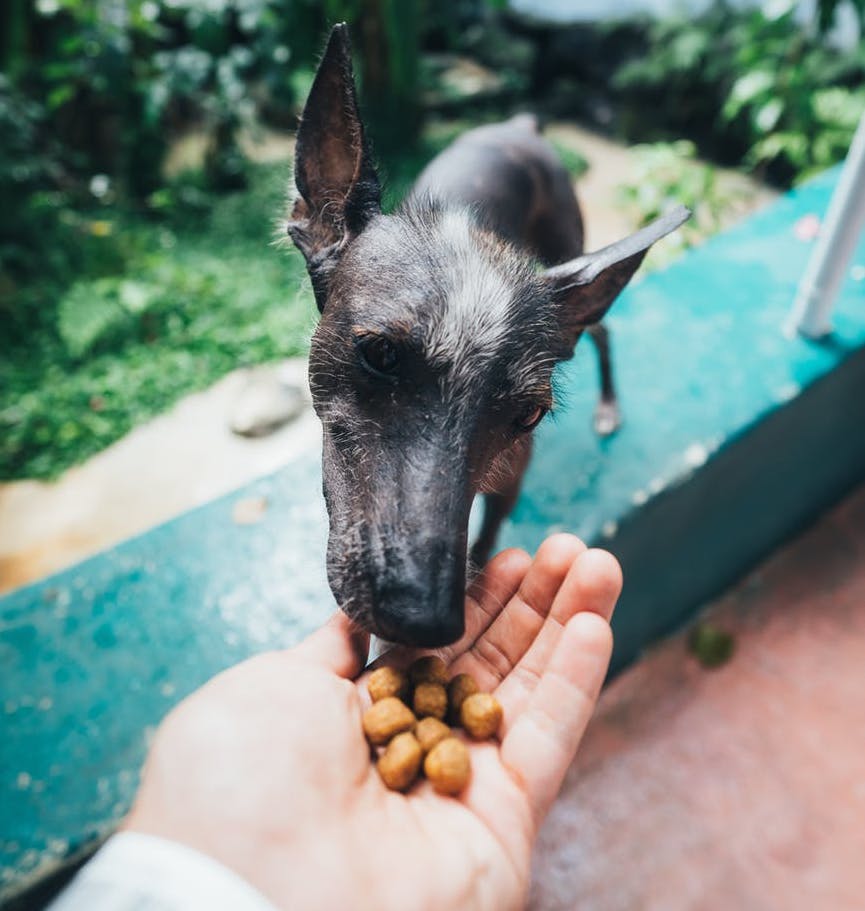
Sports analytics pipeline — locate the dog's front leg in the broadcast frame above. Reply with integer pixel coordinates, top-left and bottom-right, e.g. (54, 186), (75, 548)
(470, 439), (533, 569)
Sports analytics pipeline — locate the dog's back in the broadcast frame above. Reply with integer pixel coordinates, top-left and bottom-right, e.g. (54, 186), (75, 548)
(409, 114), (585, 264)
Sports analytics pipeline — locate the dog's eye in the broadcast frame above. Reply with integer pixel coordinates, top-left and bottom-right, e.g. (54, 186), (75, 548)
(357, 335), (399, 379)
(515, 406), (547, 433)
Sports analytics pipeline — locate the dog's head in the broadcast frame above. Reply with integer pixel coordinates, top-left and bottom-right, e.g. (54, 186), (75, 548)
(287, 24), (687, 646)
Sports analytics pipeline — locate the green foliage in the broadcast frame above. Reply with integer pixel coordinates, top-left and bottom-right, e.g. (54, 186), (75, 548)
(0, 74), (133, 339)
(57, 278), (160, 359)
(549, 141), (589, 180)
(0, 163), (314, 480)
(1, 0), (439, 304)
(817, 0), (865, 35)
(616, 140), (748, 269)
(612, 1), (865, 185)
(718, 0), (865, 180)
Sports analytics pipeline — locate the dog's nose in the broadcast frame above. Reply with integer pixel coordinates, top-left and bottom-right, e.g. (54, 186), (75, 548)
(375, 603), (465, 648)
(371, 556), (466, 647)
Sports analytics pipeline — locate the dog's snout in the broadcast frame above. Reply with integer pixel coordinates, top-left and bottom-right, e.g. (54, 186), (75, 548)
(371, 548), (466, 647)
(375, 602), (464, 649)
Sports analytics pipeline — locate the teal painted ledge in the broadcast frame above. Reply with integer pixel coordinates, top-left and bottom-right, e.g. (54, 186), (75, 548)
(2, 166), (865, 904)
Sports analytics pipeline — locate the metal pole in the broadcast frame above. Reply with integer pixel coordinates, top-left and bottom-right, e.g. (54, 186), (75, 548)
(789, 111), (865, 338)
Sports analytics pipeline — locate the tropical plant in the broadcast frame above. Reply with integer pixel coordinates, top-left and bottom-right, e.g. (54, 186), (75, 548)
(616, 140), (746, 267)
(612, 0), (865, 184)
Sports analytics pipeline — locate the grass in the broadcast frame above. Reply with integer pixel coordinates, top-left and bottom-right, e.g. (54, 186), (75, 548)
(0, 120), (589, 482)
(1, 164), (314, 480)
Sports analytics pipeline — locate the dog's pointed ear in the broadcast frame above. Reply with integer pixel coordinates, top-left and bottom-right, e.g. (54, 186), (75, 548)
(544, 205), (690, 347)
(287, 23), (381, 309)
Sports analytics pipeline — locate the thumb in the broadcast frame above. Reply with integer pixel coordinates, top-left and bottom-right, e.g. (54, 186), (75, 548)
(290, 611), (370, 678)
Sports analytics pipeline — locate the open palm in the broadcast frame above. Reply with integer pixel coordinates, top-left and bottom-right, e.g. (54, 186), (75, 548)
(127, 535), (621, 911)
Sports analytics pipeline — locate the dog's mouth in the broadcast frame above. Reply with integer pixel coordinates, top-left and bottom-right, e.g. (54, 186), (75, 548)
(327, 546), (469, 648)
(369, 606), (464, 648)
(335, 584), (467, 648)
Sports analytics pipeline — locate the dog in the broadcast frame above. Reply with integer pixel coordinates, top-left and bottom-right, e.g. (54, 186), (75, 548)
(286, 23), (688, 647)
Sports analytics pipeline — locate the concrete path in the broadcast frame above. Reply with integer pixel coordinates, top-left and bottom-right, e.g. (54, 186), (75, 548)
(0, 360), (319, 594)
(530, 481), (865, 910)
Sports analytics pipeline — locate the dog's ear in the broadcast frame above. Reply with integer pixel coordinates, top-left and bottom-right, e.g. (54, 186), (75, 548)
(287, 23), (381, 310)
(544, 206), (690, 348)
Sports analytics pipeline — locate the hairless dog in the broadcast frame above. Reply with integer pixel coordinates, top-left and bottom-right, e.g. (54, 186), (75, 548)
(287, 24), (688, 646)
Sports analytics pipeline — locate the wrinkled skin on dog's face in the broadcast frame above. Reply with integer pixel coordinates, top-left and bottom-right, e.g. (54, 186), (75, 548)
(309, 207), (563, 645)
(288, 25), (688, 646)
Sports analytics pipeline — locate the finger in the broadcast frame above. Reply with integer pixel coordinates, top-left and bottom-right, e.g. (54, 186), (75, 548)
(291, 611), (370, 679)
(447, 534), (587, 691)
(499, 611), (613, 829)
(495, 548), (622, 725)
(440, 547), (533, 663)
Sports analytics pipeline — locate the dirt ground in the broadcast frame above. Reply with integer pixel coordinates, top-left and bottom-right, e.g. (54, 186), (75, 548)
(0, 124), (776, 594)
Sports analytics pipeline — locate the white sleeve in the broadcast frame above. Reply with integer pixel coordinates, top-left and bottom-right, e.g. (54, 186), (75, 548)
(48, 831), (279, 911)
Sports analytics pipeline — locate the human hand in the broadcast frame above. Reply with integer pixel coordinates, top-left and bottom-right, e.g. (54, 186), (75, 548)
(125, 535), (621, 911)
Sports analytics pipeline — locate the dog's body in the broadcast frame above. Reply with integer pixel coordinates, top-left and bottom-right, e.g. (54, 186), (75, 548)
(287, 25), (688, 647)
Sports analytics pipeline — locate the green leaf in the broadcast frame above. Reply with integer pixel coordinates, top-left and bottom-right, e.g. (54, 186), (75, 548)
(47, 84), (76, 109)
(812, 87), (865, 130)
(57, 279), (128, 359)
(748, 131), (809, 169)
(723, 70), (775, 121)
(118, 280), (157, 314)
(754, 98), (784, 133)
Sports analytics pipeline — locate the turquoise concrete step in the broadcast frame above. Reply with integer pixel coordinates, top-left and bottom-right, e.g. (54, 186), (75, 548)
(2, 166), (865, 903)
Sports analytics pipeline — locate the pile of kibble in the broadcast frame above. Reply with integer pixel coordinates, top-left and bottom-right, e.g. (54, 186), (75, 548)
(361, 655), (503, 795)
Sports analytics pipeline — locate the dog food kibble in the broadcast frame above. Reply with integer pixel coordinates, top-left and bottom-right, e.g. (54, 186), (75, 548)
(460, 692), (503, 740)
(361, 665), (500, 792)
(414, 717), (451, 754)
(362, 697), (416, 746)
(447, 673), (479, 718)
(367, 666), (409, 703)
(424, 737), (471, 795)
(408, 655), (449, 686)
(413, 681), (448, 720)
(377, 732), (423, 791)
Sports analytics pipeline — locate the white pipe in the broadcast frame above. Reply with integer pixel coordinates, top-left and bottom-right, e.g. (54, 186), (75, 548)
(789, 111), (865, 339)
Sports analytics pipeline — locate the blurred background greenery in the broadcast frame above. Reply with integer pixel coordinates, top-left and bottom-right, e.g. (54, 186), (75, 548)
(2, 0), (864, 480)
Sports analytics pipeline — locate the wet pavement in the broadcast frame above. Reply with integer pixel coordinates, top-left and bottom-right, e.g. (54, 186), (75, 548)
(530, 481), (865, 911)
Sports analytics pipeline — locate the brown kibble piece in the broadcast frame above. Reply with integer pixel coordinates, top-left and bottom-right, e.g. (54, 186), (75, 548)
(377, 732), (423, 791)
(415, 717), (451, 754)
(408, 655), (448, 686)
(447, 673), (479, 720)
(413, 682), (448, 720)
(424, 737), (471, 795)
(367, 666), (409, 704)
(362, 697), (416, 746)
(460, 692), (503, 740)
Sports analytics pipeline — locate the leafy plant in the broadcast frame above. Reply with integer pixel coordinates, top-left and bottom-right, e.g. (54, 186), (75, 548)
(611, 1), (865, 185)
(817, 0), (865, 35)
(549, 140), (589, 180)
(616, 141), (746, 265)
(0, 162), (314, 480)
(57, 278), (161, 359)
(719, 0), (865, 180)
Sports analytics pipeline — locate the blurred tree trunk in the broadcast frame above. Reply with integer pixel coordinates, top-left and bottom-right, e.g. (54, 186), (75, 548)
(325, 0), (422, 159)
(0, 0), (33, 80)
